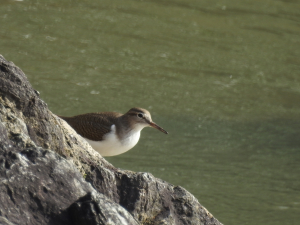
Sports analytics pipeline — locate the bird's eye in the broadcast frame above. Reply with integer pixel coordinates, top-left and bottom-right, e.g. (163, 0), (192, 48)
(137, 113), (143, 118)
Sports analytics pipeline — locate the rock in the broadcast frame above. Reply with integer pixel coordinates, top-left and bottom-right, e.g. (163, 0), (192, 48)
(0, 54), (223, 225)
(69, 192), (139, 225)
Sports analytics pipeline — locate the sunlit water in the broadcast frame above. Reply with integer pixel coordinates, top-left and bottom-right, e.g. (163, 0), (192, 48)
(1, 0), (300, 224)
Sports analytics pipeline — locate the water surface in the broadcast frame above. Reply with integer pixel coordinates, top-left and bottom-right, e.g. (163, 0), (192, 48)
(1, 0), (300, 224)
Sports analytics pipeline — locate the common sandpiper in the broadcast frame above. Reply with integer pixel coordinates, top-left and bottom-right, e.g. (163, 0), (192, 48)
(59, 107), (168, 156)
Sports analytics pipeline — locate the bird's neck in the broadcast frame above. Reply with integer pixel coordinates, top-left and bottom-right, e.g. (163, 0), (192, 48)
(116, 115), (146, 140)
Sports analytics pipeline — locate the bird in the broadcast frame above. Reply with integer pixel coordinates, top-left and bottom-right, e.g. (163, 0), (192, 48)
(58, 107), (168, 156)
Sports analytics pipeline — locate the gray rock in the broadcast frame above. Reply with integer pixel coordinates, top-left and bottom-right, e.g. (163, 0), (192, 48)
(69, 192), (139, 225)
(0, 216), (16, 225)
(0, 54), (223, 225)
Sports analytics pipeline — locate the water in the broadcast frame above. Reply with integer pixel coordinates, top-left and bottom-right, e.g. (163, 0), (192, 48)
(1, 0), (300, 224)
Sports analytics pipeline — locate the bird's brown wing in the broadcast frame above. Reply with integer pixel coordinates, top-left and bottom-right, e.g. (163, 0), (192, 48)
(59, 112), (121, 141)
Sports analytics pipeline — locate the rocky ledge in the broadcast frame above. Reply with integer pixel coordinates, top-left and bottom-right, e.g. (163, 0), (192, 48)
(0, 55), (223, 225)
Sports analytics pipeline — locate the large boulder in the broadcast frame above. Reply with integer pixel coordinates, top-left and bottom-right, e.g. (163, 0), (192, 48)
(0, 55), (223, 225)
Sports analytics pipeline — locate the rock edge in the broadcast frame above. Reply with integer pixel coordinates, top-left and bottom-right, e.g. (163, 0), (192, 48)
(0, 55), (223, 225)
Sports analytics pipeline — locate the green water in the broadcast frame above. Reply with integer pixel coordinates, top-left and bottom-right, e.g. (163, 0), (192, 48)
(1, 0), (300, 224)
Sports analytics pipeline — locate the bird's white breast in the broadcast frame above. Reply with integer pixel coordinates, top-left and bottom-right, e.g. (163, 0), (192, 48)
(84, 124), (142, 156)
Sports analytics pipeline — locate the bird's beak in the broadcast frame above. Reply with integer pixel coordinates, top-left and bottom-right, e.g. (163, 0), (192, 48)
(149, 122), (168, 134)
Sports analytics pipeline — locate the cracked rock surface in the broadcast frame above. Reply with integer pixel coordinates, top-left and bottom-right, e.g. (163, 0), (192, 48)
(0, 55), (223, 225)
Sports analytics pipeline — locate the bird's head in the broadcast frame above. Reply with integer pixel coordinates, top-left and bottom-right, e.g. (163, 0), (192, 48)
(125, 107), (168, 134)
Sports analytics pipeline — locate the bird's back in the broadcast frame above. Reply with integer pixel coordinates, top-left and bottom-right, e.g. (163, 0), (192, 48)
(58, 112), (122, 141)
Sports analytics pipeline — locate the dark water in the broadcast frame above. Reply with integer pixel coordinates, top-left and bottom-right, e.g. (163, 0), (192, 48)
(1, 0), (300, 224)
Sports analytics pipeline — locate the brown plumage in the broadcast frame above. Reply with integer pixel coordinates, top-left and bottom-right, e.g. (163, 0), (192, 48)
(59, 112), (122, 141)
